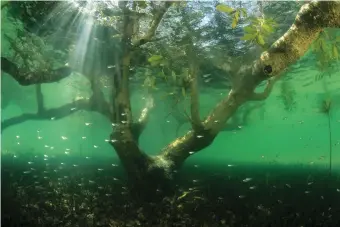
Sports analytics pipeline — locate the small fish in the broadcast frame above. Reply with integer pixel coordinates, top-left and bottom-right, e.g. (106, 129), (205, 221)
(249, 186), (257, 190)
(243, 178), (252, 183)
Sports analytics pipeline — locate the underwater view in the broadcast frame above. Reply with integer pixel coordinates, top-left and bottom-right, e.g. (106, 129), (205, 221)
(1, 0), (340, 226)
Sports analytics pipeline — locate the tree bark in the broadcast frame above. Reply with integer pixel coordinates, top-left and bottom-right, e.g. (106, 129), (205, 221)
(156, 1), (340, 171)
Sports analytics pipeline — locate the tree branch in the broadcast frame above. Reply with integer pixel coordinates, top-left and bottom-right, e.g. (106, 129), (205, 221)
(131, 95), (154, 143)
(250, 77), (277, 101)
(35, 84), (45, 113)
(1, 57), (72, 85)
(132, 2), (173, 47)
(1, 99), (88, 131)
(186, 40), (203, 131)
(2, 67), (112, 131)
(157, 1), (340, 169)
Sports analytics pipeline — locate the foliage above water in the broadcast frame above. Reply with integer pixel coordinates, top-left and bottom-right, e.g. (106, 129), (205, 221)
(216, 3), (277, 49)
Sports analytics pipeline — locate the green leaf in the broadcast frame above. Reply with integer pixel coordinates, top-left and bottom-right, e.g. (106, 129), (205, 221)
(234, 11), (240, 21)
(244, 25), (257, 33)
(148, 55), (163, 62)
(240, 8), (247, 17)
(262, 24), (274, 33)
(319, 38), (327, 51)
(137, 1), (147, 9)
(216, 4), (234, 14)
(241, 33), (257, 41)
(256, 34), (265, 46)
(231, 16), (238, 29)
(150, 61), (160, 66)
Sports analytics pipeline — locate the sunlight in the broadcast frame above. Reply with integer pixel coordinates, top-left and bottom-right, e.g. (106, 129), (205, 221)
(65, 0), (119, 72)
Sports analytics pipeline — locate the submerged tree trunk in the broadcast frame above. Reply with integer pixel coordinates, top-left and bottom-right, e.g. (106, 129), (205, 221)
(117, 1), (340, 191)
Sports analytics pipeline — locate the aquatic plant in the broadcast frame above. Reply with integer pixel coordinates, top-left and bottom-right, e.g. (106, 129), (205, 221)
(278, 79), (296, 112)
(319, 97), (333, 176)
(1, 1), (340, 197)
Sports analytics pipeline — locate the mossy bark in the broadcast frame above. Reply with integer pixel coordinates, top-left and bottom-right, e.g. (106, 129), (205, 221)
(156, 1), (340, 171)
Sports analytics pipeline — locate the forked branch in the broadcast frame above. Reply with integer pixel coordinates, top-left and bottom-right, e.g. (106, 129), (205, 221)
(133, 2), (173, 47)
(1, 57), (72, 85)
(158, 1), (340, 169)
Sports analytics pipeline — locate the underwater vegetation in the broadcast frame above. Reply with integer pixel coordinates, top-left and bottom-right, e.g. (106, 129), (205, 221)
(319, 96), (333, 176)
(2, 152), (340, 227)
(1, 1), (340, 226)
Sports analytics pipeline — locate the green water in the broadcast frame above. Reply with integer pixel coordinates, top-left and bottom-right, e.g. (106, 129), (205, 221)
(2, 1), (340, 226)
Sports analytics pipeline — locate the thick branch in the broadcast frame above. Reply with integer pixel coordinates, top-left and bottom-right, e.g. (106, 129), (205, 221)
(157, 1), (340, 169)
(1, 57), (72, 85)
(130, 95), (154, 142)
(257, 1), (340, 83)
(132, 2), (173, 47)
(2, 99), (88, 131)
(250, 77), (277, 101)
(35, 84), (45, 114)
(2, 72), (112, 131)
(187, 44), (202, 131)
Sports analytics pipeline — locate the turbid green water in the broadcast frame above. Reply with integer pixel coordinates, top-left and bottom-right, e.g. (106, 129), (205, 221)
(1, 1), (340, 226)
